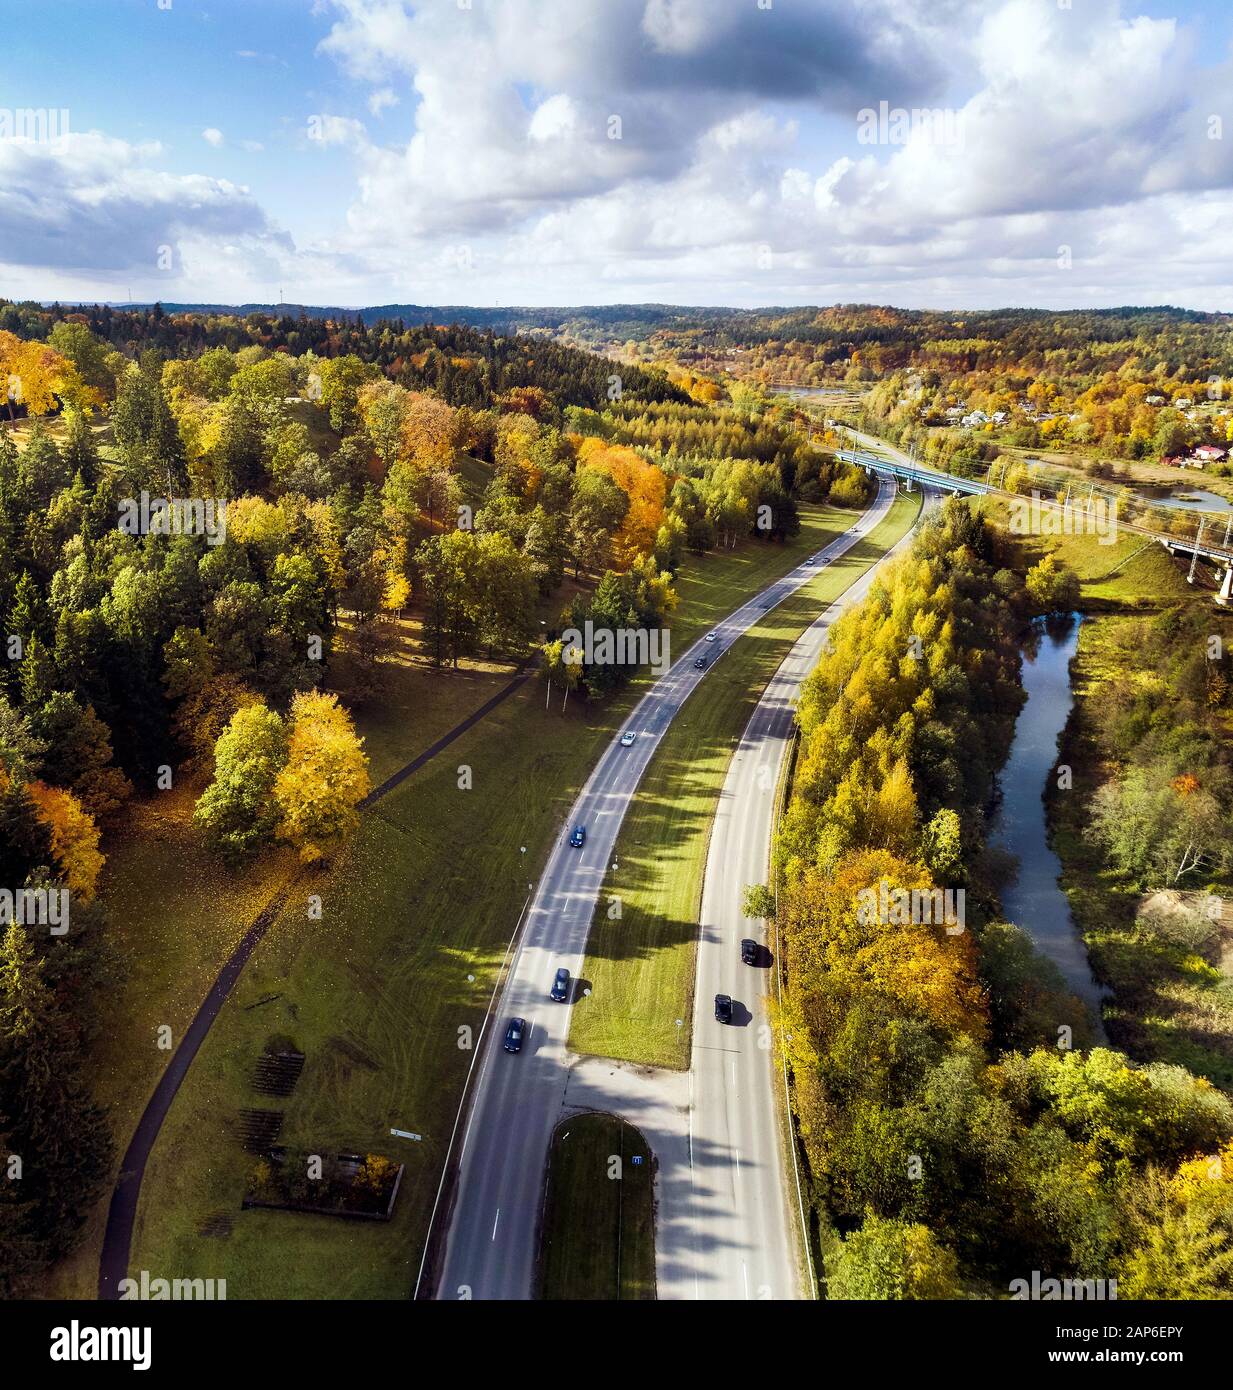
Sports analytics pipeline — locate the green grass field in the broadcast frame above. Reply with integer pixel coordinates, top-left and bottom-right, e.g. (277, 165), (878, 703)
(126, 505), (857, 1298)
(539, 1113), (655, 1300)
(41, 618), (534, 1299)
(570, 490), (921, 1068)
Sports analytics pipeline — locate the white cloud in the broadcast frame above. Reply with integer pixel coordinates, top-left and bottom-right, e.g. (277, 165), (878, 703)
(367, 87), (399, 117)
(4, 0), (1232, 308)
(0, 129), (292, 294)
(307, 113), (367, 148)
(302, 0), (1233, 308)
(202, 127), (224, 148)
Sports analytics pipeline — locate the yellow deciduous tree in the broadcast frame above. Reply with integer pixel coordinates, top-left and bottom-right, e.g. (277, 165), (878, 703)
(0, 332), (101, 420)
(25, 780), (104, 899)
(274, 691), (371, 863)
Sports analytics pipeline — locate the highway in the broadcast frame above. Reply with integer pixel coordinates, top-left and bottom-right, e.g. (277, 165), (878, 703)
(683, 481), (935, 1300)
(433, 478), (906, 1301)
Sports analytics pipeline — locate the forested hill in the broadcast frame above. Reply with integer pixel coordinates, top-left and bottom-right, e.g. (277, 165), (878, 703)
(0, 300), (689, 413)
(13, 300), (1231, 382)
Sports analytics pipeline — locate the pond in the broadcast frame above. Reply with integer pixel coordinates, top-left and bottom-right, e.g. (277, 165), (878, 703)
(990, 613), (1107, 1032)
(1134, 487), (1233, 516)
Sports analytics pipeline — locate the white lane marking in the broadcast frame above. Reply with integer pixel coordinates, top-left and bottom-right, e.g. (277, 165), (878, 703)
(742, 1261), (750, 1300)
(491, 1208), (501, 1241)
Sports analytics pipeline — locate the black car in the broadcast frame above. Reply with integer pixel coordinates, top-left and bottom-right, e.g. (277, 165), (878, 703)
(503, 1017), (525, 1052)
(714, 993), (733, 1024)
(551, 967), (570, 1002)
(693, 656), (708, 670)
(741, 938), (759, 965)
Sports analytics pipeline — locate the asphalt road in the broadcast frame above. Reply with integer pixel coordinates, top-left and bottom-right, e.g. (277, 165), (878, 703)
(681, 482), (936, 1301)
(435, 481), (904, 1301)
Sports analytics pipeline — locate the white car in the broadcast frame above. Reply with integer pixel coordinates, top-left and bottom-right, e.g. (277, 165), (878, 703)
(619, 731), (636, 747)
(704, 631), (718, 642)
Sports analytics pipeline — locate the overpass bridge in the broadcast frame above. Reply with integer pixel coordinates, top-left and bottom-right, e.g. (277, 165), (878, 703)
(836, 447), (991, 498)
(834, 446), (1233, 605)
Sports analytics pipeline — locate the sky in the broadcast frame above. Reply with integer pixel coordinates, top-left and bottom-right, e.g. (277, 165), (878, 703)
(2, 0), (1233, 311)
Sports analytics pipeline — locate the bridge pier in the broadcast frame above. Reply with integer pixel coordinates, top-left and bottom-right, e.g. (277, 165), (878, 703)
(1218, 564), (1233, 607)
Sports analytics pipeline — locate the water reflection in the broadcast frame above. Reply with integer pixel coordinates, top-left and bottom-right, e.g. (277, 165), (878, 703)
(992, 613), (1106, 1023)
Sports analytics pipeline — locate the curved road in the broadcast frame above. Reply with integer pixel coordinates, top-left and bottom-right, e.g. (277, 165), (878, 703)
(434, 480), (906, 1300)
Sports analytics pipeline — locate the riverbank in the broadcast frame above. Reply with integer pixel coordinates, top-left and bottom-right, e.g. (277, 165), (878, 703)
(1038, 531), (1233, 1087)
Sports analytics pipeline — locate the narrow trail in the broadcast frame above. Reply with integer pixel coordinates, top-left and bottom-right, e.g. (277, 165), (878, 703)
(97, 658), (536, 1298)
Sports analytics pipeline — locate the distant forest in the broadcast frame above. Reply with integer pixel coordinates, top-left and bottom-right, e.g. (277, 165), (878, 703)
(19, 301), (1233, 381)
(0, 300), (688, 414)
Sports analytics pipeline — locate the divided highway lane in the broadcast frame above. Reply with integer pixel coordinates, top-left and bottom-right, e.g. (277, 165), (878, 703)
(682, 483), (936, 1302)
(435, 482), (898, 1301)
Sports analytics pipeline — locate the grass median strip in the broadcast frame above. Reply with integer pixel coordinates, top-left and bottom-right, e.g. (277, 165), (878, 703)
(126, 506), (851, 1298)
(569, 490), (922, 1070)
(539, 1113), (654, 1300)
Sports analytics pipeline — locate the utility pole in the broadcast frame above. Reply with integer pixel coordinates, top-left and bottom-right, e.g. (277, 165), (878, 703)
(1188, 515), (1206, 585)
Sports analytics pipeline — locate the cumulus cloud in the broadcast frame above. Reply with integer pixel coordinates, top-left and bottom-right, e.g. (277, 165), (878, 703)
(3, 0), (1231, 308)
(0, 129), (292, 290)
(308, 0), (1233, 307)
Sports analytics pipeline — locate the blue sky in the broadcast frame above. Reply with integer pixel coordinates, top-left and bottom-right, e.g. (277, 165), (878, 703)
(3, 0), (1233, 309)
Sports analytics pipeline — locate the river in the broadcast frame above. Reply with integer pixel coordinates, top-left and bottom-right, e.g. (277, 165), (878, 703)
(991, 614), (1107, 1029)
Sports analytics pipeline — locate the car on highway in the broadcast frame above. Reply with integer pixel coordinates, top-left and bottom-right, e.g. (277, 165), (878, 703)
(704, 631), (718, 642)
(804, 557), (816, 566)
(550, 967), (570, 1002)
(503, 1017), (525, 1053)
(619, 731), (636, 747)
(714, 993), (733, 1024)
(569, 825), (586, 848)
(693, 656), (707, 670)
(741, 938), (759, 965)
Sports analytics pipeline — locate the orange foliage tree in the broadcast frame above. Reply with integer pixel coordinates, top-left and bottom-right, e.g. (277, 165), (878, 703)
(576, 438), (666, 567)
(25, 781), (104, 899)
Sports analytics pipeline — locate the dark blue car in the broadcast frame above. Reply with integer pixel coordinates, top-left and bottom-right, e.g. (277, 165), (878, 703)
(551, 967), (570, 1002)
(503, 1017), (525, 1053)
(569, 825), (586, 848)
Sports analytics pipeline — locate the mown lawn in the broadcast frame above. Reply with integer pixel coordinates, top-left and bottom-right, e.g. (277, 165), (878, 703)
(43, 623), (528, 1299)
(126, 508), (848, 1298)
(539, 1113), (655, 1301)
(570, 490), (921, 1069)
(45, 789), (300, 1298)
